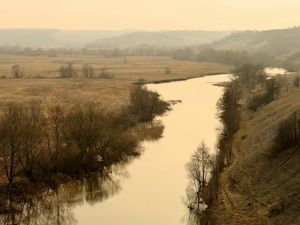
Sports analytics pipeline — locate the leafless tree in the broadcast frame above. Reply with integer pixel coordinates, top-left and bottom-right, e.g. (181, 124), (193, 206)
(46, 105), (64, 169)
(186, 141), (212, 210)
(17, 102), (46, 182)
(0, 104), (25, 187)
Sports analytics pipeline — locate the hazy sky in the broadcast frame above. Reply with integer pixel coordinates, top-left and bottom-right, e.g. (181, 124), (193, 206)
(1, 0), (299, 30)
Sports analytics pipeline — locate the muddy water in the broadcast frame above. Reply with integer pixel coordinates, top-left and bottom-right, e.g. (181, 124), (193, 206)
(71, 74), (230, 225)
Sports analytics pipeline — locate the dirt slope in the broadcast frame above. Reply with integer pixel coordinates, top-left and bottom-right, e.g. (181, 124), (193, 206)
(211, 76), (300, 225)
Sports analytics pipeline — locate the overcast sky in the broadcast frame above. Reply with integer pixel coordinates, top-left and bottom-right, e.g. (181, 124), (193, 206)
(1, 0), (299, 30)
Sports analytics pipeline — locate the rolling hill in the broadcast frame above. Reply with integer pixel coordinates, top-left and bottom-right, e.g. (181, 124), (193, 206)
(0, 29), (135, 47)
(86, 30), (230, 49)
(209, 27), (300, 57)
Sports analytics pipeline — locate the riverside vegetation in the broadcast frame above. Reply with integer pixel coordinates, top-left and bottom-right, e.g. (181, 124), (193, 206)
(0, 85), (169, 218)
(184, 63), (300, 224)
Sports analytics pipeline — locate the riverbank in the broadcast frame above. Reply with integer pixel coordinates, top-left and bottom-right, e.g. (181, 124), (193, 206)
(208, 73), (300, 224)
(0, 85), (169, 219)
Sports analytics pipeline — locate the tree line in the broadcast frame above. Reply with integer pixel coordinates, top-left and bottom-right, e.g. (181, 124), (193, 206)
(0, 45), (174, 58)
(173, 48), (276, 68)
(5, 63), (113, 79)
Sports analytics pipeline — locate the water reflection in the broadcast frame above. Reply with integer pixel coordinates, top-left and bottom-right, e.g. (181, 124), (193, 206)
(0, 171), (125, 225)
(0, 121), (164, 225)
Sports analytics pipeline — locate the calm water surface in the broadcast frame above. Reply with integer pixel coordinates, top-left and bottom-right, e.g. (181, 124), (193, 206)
(72, 74), (230, 225)
(1, 74), (231, 225)
(69, 69), (287, 225)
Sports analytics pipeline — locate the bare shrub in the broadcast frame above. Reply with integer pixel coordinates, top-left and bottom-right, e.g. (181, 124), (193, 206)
(248, 77), (282, 111)
(59, 64), (77, 78)
(99, 68), (113, 79)
(248, 92), (272, 111)
(265, 77), (281, 101)
(82, 63), (95, 78)
(164, 67), (171, 74)
(11, 65), (25, 78)
(293, 75), (300, 88)
(274, 112), (300, 151)
(129, 85), (169, 122)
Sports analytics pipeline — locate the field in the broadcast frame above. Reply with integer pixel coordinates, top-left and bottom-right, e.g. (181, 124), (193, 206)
(0, 55), (230, 111)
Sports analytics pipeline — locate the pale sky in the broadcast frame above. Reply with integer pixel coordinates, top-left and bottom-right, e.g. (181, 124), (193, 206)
(0, 0), (299, 30)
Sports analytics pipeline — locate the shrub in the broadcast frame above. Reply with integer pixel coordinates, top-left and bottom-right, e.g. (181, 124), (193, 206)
(248, 78), (282, 111)
(59, 64), (77, 78)
(82, 63), (95, 78)
(274, 112), (300, 151)
(293, 75), (300, 88)
(247, 92), (272, 111)
(164, 67), (171, 74)
(11, 64), (25, 78)
(99, 68), (114, 79)
(129, 85), (169, 122)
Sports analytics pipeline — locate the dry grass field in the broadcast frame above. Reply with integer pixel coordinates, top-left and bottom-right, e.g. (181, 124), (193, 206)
(0, 55), (230, 111)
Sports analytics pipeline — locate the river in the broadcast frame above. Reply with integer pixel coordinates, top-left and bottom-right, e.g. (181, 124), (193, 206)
(3, 68), (289, 225)
(69, 74), (230, 225)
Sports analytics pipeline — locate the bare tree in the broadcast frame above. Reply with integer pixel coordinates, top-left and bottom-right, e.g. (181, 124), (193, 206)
(186, 141), (212, 210)
(0, 104), (25, 187)
(266, 78), (281, 101)
(46, 105), (64, 169)
(234, 64), (266, 90)
(82, 63), (95, 78)
(11, 64), (25, 78)
(17, 102), (46, 182)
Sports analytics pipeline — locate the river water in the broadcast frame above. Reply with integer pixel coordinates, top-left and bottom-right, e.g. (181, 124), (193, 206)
(69, 74), (230, 225)
(4, 69), (288, 225)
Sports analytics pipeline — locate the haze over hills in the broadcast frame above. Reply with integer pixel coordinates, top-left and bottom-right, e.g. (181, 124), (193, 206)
(209, 26), (300, 57)
(86, 30), (230, 49)
(0, 29), (135, 47)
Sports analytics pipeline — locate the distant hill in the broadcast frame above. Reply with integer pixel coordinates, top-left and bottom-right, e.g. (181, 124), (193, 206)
(0, 29), (135, 47)
(86, 31), (230, 49)
(209, 27), (300, 57)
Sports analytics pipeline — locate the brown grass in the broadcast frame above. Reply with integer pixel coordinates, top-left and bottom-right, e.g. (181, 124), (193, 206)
(211, 73), (300, 225)
(0, 55), (230, 111)
(0, 55), (230, 80)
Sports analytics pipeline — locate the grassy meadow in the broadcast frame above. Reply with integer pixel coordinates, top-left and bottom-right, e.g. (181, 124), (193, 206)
(0, 55), (231, 111)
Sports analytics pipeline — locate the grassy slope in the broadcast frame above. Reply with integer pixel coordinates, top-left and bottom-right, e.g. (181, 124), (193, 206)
(210, 27), (300, 57)
(0, 56), (230, 111)
(211, 74), (300, 224)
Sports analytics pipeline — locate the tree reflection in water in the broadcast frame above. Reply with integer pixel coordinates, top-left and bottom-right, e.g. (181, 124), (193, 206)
(0, 120), (164, 225)
(0, 169), (126, 225)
